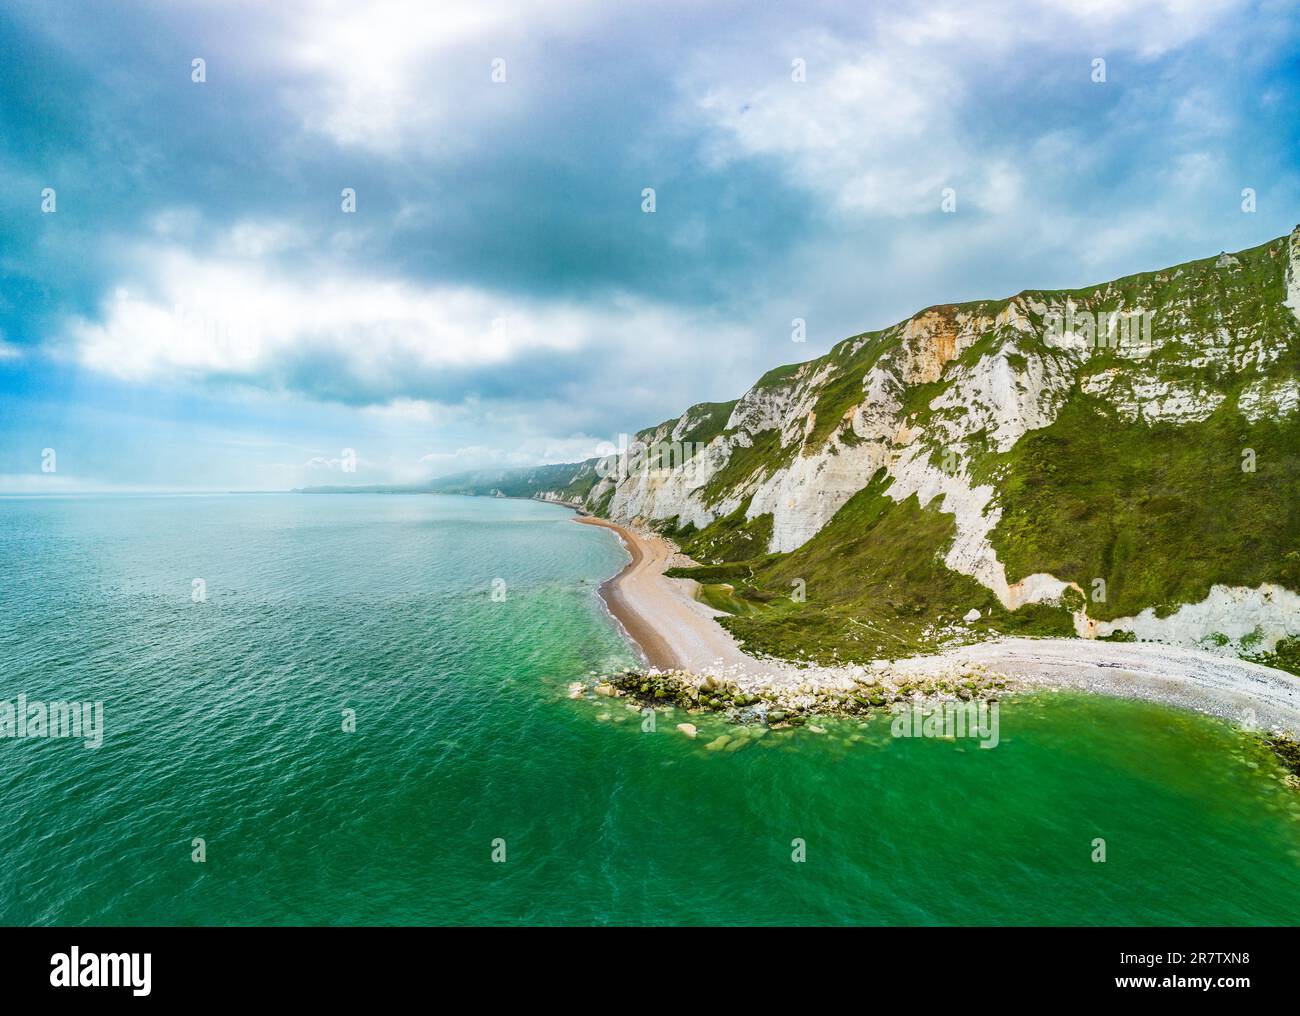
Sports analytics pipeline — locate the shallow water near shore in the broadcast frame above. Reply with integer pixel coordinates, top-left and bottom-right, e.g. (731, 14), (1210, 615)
(2, 492), (1299, 925)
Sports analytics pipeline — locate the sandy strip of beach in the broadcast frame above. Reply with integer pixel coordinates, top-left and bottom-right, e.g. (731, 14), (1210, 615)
(575, 514), (1300, 735)
(574, 515), (758, 674)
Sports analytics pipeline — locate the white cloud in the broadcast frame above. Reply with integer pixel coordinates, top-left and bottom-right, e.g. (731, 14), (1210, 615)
(695, 39), (970, 217)
(56, 232), (762, 419)
(361, 398), (467, 426)
(62, 243), (590, 383)
(273, 0), (605, 153)
(688, 0), (1250, 216)
(875, 0), (1245, 54)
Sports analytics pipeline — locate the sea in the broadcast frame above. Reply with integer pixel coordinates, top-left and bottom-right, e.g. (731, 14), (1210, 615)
(1, 492), (1298, 925)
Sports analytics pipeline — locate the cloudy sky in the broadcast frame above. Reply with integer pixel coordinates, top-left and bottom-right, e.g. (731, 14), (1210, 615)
(2, 0), (1298, 492)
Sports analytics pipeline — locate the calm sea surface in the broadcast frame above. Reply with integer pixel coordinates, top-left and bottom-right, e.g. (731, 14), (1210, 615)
(1, 493), (1298, 925)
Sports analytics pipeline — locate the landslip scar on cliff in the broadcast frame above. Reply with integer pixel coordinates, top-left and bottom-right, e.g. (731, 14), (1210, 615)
(426, 228), (1300, 689)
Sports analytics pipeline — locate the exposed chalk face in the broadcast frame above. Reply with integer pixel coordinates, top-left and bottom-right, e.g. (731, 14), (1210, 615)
(1093, 584), (1300, 654)
(927, 342), (1074, 452)
(1285, 224), (1300, 320)
(1238, 377), (1300, 423)
(1081, 371), (1228, 424)
(749, 434), (895, 552)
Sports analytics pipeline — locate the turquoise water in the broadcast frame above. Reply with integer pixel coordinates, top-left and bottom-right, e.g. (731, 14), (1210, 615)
(1, 493), (1299, 925)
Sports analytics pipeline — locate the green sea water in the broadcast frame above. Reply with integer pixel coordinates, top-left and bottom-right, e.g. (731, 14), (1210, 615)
(1, 492), (1299, 925)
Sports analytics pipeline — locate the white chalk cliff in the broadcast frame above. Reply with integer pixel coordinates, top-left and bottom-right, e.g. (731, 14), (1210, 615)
(555, 228), (1300, 654)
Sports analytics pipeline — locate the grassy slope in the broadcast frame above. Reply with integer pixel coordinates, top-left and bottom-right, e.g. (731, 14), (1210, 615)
(672, 471), (1073, 664)
(676, 502), (774, 563)
(989, 398), (1300, 620)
